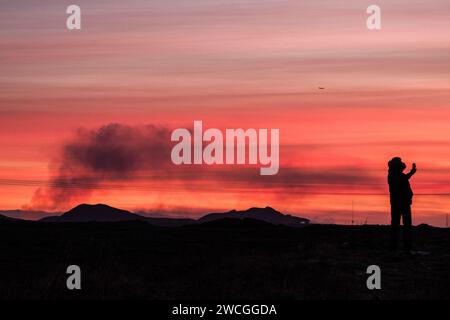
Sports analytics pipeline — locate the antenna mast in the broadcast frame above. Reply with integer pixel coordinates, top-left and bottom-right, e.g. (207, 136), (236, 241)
(351, 200), (354, 226)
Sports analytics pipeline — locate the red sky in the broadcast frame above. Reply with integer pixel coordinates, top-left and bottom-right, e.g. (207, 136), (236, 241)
(1, 0), (449, 225)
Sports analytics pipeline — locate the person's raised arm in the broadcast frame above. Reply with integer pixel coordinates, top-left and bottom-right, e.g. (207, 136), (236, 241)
(405, 163), (417, 179)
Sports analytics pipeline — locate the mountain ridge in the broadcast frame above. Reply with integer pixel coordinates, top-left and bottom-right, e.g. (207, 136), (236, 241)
(0, 209), (56, 221)
(198, 206), (309, 227)
(37, 203), (309, 227)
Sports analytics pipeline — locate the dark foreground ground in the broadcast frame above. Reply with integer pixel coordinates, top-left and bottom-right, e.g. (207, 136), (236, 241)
(1, 219), (449, 300)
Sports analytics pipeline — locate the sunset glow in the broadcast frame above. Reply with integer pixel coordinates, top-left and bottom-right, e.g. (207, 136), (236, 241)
(1, 0), (449, 225)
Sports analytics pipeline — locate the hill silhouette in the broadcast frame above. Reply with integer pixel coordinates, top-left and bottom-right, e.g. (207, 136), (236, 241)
(40, 204), (197, 226)
(1, 219), (450, 299)
(0, 213), (21, 221)
(38, 204), (309, 227)
(0, 209), (57, 221)
(198, 206), (310, 227)
(40, 204), (143, 222)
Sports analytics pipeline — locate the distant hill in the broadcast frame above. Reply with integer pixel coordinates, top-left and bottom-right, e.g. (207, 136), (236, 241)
(0, 213), (21, 222)
(40, 204), (144, 222)
(0, 209), (56, 221)
(37, 204), (309, 227)
(198, 207), (309, 227)
(40, 204), (196, 226)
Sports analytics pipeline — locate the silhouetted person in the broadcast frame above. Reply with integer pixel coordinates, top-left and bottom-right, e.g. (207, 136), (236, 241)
(387, 157), (416, 251)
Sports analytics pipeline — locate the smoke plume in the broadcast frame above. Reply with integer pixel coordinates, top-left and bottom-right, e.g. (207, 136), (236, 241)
(29, 123), (172, 210)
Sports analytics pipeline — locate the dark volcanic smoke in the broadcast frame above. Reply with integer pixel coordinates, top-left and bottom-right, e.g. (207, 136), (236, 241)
(29, 123), (173, 210)
(27, 122), (383, 211)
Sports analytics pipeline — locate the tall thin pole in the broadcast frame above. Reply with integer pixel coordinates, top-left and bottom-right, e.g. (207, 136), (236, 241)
(351, 200), (354, 226)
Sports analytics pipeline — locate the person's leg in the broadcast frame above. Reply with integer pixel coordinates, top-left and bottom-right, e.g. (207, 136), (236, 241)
(402, 205), (412, 251)
(390, 205), (401, 251)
